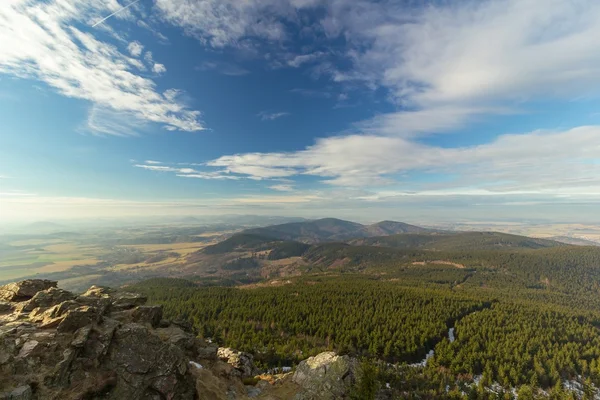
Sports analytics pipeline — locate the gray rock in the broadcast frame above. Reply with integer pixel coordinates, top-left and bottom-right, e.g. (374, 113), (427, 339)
(16, 340), (39, 359)
(197, 342), (219, 360)
(0, 280), (57, 302)
(131, 305), (162, 327)
(56, 306), (99, 333)
(21, 287), (75, 312)
(292, 352), (359, 400)
(217, 347), (260, 379)
(106, 323), (195, 399)
(0, 302), (12, 313)
(111, 292), (147, 310)
(0, 385), (32, 400)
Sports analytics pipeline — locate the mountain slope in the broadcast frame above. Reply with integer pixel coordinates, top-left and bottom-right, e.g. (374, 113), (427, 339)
(364, 220), (434, 236)
(352, 231), (564, 251)
(242, 218), (433, 243)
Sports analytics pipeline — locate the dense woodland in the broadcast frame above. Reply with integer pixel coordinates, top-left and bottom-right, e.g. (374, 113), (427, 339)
(131, 226), (600, 398)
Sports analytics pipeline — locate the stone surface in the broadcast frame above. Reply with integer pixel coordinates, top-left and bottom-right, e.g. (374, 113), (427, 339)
(0, 279), (307, 400)
(111, 292), (147, 310)
(56, 306), (99, 333)
(21, 287), (75, 312)
(131, 305), (163, 328)
(0, 281), (218, 399)
(105, 323), (195, 399)
(0, 385), (33, 400)
(0, 280), (57, 302)
(218, 347), (260, 379)
(0, 302), (12, 313)
(292, 352), (359, 400)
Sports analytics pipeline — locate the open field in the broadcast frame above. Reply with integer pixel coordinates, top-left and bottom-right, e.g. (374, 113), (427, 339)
(122, 242), (209, 255)
(0, 224), (226, 284)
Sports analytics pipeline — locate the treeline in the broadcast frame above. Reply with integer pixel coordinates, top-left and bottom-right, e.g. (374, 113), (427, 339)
(133, 277), (486, 368)
(432, 303), (600, 388)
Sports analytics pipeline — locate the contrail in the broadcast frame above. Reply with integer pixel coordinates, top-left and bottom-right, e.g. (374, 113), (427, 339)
(92, 0), (141, 27)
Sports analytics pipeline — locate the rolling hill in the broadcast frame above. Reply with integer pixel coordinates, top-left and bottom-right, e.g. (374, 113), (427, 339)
(241, 218), (434, 243)
(351, 231), (564, 251)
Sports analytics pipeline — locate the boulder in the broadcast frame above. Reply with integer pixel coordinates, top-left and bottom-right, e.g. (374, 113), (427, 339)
(56, 306), (99, 333)
(0, 280), (57, 302)
(111, 292), (147, 310)
(1, 280), (273, 400)
(0, 302), (12, 313)
(131, 305), (163, 328)
(197, 342), (219, 360)
(292, 352), (359, 400)
(21, 287), (75, 312)
(217, 347), (260, 378)
(105, 323), (196, 399)
(16, 340), (40, 359)
(0, 385), (32, 400)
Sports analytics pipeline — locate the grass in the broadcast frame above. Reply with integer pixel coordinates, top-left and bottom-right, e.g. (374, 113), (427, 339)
(122, 242), (210, 255)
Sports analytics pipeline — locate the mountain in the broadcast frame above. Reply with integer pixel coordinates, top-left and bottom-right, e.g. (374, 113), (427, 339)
(352, 231), (564, 251)
(202, 233), (282, 254)
(545, 235), (600, 246)
(364, 220), (434, 236)
(242, 218), (433, 243)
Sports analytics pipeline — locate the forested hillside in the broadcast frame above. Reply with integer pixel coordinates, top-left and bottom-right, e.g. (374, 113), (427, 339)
(130, 224), (600, 398)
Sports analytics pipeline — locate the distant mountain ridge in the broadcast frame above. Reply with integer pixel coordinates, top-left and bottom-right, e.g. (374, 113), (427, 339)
(351, 231), (565, 251)
(241, 218), (434, 243)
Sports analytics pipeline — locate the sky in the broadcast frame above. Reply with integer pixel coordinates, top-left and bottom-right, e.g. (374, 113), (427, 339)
(1, 0), (600, 224)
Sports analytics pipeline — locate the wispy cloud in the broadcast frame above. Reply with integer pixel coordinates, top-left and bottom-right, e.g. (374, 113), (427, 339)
(287, 52), (323, 68)
(127, 41), (144, 57)
(269, 184), (295, 192)
(0, 0), (204, 133)
(258, 111), (290, 121)
(154, 0), (299, 47)
(206, 125), (600, 194)
(133, 161), (239, 180)
(0, 190), (36, 197)
(197, 61), (250, 76)
(85, 105), (145, 137)
(152, 63), (167, 74)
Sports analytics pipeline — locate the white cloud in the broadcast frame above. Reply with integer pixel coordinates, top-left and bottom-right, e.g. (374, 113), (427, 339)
(133, 161), (240, 180)
(85, 105), (145, 137)
(319, 0), (600, 136)
(127, 41), (144, 57)
(269, 184), (295, 192)
(287, 52), (322, 68)
(206, 125), (600, 194)
(258, 111), (290, 121)
(176, 173), (240, 180)
(154, 0), (298, 47)
(0, 0), (203, 133)
(152, 63), (167, 74)
(144, 51), (154, 63)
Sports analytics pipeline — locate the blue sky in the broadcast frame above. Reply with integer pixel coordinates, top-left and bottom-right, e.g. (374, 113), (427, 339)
(1, 0), (600, 223)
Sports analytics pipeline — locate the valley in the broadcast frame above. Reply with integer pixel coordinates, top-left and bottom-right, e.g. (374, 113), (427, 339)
(3, 217), (600, 398)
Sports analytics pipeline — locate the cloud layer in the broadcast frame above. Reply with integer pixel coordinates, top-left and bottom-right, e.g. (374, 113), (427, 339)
(0, 0), (203, 134)
(206, 126), (600, 193)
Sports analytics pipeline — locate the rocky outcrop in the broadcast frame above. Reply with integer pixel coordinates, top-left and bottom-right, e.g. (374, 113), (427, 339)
(0, 279), (217, 399)
(0, 280), (56, 302)
(218, 347), (261, 379)
(0, 279), (361, 400)
(292, 352), (360, 400)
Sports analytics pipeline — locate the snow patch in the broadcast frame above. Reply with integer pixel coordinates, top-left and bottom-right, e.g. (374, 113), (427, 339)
(189, 361), (203, 369)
